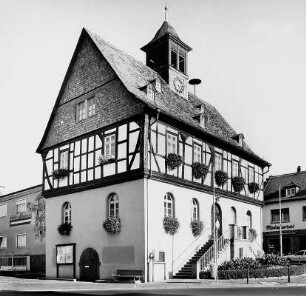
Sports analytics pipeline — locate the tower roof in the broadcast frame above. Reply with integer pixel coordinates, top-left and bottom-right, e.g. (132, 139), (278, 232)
(141, 21), (192, 52)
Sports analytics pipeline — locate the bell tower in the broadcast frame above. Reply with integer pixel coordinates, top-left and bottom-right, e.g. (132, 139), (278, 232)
(141, 20), (192, 99)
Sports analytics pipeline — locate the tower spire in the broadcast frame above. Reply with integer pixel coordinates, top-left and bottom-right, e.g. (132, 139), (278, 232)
(164, 3), (169, 21)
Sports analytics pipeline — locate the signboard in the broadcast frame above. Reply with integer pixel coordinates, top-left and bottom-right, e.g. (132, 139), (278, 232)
(56, 245), (74, 264)
(265, 224), (295, 231)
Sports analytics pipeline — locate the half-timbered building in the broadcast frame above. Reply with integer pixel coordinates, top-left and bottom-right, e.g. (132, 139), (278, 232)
(37, 21), (270, 281)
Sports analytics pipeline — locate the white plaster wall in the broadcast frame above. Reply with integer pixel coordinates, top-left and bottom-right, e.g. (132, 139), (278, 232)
(263, 200), (306, 233)
(46, 179), (145, 279)
(146, 179), (263, 279)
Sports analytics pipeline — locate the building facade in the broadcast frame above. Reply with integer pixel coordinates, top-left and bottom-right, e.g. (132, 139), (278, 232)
(37, 22), (269, 281)
(263, 167), (306, 255)
(0, 185), (45, 273)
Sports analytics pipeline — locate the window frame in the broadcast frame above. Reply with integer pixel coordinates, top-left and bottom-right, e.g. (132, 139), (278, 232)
(104, 134), (116, 159)
(59, 150), (69, 170)
(303, 206), (306, 221)
(63, 202), (72, 224)
(164, 193), (174, 218)
(166, 132), (178, 155)
(0, 204), (7, 218)
(192, 198), (199, 221)
(285, 188), (296, 197)
(77, 97), (96, 122)
(0, 236), (7, 249)
(16, 233), (26, 249)
(193, 143), (202, 164)
(16, 198), (26, 213)
(108, 193), (119, 219)
(271, 208), (290, 223)
(215, 153), (223, 172)
(232, 160), (239, 177)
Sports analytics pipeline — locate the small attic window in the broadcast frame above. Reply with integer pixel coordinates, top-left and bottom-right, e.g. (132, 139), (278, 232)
(285, 188), (296, 197)
(147, 85), (154, 100)
(155, 79), (161, 93)
(232, 133), (244, 147)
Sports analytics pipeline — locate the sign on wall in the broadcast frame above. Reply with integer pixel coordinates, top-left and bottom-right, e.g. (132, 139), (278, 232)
(56, 245), (74, 264)
(265, 224), (295, 231)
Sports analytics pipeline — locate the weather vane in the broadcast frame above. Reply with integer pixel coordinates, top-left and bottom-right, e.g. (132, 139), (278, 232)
(164, 3), (169, 21)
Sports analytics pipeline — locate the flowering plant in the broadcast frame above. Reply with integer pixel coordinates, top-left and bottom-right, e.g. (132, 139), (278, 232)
(192, 163), (209, 180)
(215, 170), (228, 187)
(166, 153), (182, 170)
(248, 182), (260, 194)
(232, 176), (245, 193)
(163, 217), (180, 235)
(103, 217), (121, 234)
(53, 169), (69, 179)
(98, 155), (115, 165)
(249, 228), (258, 241)
(190, 220), (204, 237)
(57, 223), (72, 236)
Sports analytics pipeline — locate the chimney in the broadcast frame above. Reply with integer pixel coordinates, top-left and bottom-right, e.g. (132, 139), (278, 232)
(297, 166), (301, 173)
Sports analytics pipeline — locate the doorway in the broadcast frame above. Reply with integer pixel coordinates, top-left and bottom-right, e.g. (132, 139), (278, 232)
(79, 248), (100, 281)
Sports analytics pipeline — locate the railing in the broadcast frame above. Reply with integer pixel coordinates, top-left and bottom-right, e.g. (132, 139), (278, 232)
(10, 212), (32, 223)
(172, 227), (210, 274)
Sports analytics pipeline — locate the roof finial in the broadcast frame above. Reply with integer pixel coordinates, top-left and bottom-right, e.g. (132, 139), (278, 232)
(164, 3), (169, 21)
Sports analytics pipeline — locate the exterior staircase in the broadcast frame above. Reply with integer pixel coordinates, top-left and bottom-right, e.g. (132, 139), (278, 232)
(173, 239), (214, 279)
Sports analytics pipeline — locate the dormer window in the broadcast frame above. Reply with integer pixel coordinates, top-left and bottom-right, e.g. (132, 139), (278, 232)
(286, 188), (296, 197)
(147, 85), (155, 100)
(154, 79), (161, 93)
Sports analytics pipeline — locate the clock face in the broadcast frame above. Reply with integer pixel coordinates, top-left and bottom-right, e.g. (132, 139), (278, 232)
(173, 77), (185, 94)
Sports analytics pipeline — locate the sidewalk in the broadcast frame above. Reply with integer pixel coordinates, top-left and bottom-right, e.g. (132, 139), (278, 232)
(0, 274), (305, 292)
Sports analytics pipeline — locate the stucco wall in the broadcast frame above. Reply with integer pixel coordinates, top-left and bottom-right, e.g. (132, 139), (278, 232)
(46, 179), (145, 279)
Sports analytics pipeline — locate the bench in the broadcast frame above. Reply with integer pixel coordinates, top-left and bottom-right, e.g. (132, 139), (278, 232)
(115, 269), (143, 282)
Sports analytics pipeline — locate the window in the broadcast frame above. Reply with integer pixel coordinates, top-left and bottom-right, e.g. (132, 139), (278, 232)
(104, 134), (116, 158)
(77, 97), (96, 121)
(193, 144), (201, 163)
(108, 193), (119, 218)
(192, 199), (199, 221)
(231, 207), (237, 225)
(0, 236), (7, 249)
(215, 153), (222, 171)
(271, 208), (290, 223)
(16, 234), (26, 248)
(232, 160), (239, 177)
(156, 251), (165, 262)
(60, 150), (68, 169)
(164, 193), (174, 218)
(167, 134), (177, 154)
(170, 43), (178, 68)
(178, 48), (186, 73)
(170, 42), (186, 74)
(246, 210), (252, 229)
(147, 86), (154, 100)
(16, 199), (26, 213)
(249, 167), (254, 183)
(303, 206), (306, 221)
(0, 204), (7, 218)
(286, 188), (296, 197)
(63, 202), (71, 224)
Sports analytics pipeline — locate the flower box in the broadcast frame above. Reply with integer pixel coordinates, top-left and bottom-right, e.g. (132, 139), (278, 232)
(232, 176), (245, 193)
(215, 170), (228, 187)
(190, 220), (204, 237)
(192, 163), (208, 180)
(103, 217), (121, 234)
(57, 223), (72, 236)
(248, 182), (260, 194)
(98, 155), (116, 165)
(166, 153), (182, 170)
(163, 217), (180, 235)
(52, 168), (69, 179)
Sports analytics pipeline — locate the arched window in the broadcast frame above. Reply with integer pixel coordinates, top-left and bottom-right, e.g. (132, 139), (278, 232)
(63, 202), (71, 224)
(164, 193), (174, 218)
(231, 207), (237, 225)
(246, 210), (252, 229)
(192, 198), (199, 221)
(108, 193), (119, 218)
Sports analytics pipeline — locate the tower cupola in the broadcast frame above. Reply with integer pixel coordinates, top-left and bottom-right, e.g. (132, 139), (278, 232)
(141, 21), (192, 99)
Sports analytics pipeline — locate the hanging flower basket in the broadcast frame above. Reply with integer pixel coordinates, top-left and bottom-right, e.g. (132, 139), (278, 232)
(103, 217), (121, 234)
(163, 217), (180, 235)
(248, 182), (260, 194)
(57, 223), (72, 236)
(179, 131), (189, 142)
(190, 220), (204, 237)
(249, 228), (257, 241)
(166, 153), (183, 170)
(232, 176), (246, 193)
(192, 163), (209, 180)
(98, 155), (115, 165)
(215, 170), (228, 187)
(53, 168), (69, 179)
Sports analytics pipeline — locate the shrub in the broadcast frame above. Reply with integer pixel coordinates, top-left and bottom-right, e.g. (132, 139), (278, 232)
(103, 217), (121, 234)
(249, 182), (260, 194)
(192, 163), (209, 180)
(232, 176), (245, 193)
(215, 170), (228, 187)
(199, 271), (211, 279)
(57, 223), (72, 236)
(53, 169), (69, 179)
(166, 153), (183, 170)
(256, 254), (287, 266)
(163, 217), (180, 235)
(190, 220), (204, 237)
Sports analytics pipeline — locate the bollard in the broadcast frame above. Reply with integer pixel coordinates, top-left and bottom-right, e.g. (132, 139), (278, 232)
(287, 264), (290, 283)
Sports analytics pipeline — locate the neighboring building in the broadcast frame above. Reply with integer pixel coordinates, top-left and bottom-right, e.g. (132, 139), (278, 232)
(0, 185), (45, 273)
(263, 166), (306, 255)
(36, 21), (270, 281)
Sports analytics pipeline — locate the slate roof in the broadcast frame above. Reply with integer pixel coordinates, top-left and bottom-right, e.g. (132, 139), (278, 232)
(86, 28), (269, 167)
(264, 170), (306, 201)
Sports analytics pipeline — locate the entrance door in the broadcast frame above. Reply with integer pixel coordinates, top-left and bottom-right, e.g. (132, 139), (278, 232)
(211, 203), (222, 238)
(79, 248), (100, 281)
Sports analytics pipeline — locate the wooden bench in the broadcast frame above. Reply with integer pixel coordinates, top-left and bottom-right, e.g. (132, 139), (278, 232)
(115, 269), (143, 282)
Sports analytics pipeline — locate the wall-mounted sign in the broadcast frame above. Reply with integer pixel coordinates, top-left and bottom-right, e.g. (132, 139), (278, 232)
(56, 245), (74, 264)
(266, 224), (295, 231)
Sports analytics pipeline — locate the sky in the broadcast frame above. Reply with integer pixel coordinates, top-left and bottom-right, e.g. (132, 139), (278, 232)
(0, 0), (305, 195)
